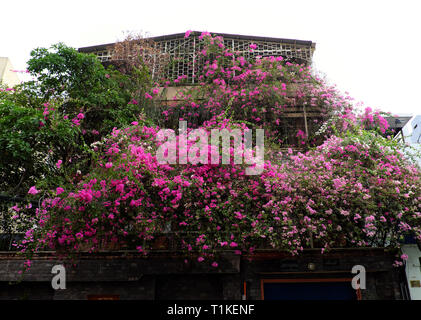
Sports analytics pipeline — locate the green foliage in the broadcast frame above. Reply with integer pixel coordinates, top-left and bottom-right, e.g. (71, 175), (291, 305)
(23, 43), (155, 142)
(25, 43), (123, 105)
(0, 88), (88, 196)
(0, 43), (157, 197)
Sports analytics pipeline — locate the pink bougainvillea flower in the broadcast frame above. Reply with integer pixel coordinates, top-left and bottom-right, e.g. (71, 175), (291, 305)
(197, 257), (204, 262)
(77, 113), (85, 119)
(116, 183), (124, 193)
(105, 162), (113, 169)
(211, 262), (218, 268)
(249, 43), (257, 51)
(145, 93), (153, 99)
(56, 160), (62, 169)
(199, 31), (211, 40)
(184, 30), (192, 38)
(28, 186), (39, 195)
(56, 187), (64, 195)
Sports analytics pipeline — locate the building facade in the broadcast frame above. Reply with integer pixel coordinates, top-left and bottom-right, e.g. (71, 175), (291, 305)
(0, 32), (412, 300)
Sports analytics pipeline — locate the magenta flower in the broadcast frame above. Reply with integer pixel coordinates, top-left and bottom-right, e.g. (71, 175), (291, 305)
(199, 31), (211, 40)
(184, 30), (192, 38)
(116, 183), (124, 193)
(56, 187), (64, 195)
(28, 186), (39, 195)
(56, 159), (62, 169)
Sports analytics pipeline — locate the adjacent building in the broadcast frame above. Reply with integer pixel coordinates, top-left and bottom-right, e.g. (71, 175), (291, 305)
(0, 57), (20, 88)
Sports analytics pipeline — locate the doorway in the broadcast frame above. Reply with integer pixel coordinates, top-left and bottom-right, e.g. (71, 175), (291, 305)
(261, 278), (361, 300)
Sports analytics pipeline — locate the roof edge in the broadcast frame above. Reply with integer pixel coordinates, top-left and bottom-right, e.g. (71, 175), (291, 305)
(78, 31), (315, 53)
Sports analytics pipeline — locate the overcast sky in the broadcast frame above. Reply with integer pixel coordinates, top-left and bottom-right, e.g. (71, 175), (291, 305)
(1, 0), (420, 115)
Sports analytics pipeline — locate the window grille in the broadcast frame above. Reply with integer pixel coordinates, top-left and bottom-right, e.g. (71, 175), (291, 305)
(80, 32), (315, 84)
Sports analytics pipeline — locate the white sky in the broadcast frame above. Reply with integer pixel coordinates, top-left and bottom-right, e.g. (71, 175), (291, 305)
(1, 0), (420, 115)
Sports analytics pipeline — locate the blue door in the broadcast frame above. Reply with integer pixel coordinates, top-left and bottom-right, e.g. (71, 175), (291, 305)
(263, 281), (358, 300)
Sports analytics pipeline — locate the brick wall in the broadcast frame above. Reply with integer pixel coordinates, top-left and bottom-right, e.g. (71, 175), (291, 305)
(0, 248), (406, 300)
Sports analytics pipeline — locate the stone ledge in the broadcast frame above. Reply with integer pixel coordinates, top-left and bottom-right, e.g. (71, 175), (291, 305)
(0, 253), (241, 282)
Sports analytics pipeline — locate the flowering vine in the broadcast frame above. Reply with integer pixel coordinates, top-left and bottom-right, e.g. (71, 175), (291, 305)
(13, 32), (421, 269)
